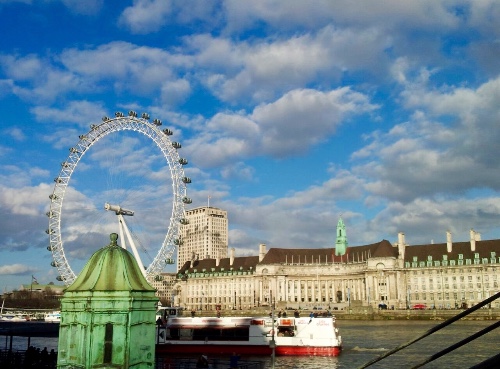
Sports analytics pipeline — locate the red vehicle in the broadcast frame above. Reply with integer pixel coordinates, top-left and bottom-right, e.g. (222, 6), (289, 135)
(413, 304), (426, 310)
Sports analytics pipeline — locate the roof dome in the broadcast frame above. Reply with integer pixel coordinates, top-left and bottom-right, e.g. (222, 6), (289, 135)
(66, 233), (155, 292)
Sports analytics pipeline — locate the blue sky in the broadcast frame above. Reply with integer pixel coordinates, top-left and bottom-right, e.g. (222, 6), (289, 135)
(1, 0), (499, 291)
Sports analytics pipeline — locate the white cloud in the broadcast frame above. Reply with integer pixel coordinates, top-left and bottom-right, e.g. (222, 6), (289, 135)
(223, 0), (461, 32)
(4, 127), (26, 141)
(191, 27), (390, 103)
(0, 264), (35, 275)
(32, 100), (108, 128)
(186, 87), (377, 168)
(119, 0), (174, 34)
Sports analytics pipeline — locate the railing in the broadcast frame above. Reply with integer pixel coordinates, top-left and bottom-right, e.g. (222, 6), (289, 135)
(0, 349), (57, 369)
(357, 290), (500, 369)
(156, 356), (265, 369)
(0, 350), (264, 369)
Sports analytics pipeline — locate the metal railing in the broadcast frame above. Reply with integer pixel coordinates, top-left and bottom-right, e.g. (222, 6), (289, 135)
(357, 290), (500, 369)
(155, 356), (265, 369)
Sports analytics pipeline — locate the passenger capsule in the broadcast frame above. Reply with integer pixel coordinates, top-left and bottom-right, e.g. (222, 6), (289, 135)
(172, 142), (181, 149)
(102, 116), (110, 122)
(182, 177), (191, 184)
(128, 110), (137, 117)
(141, 112), (150, 120)
(153, 119), (162, 126)
(179, 158), (188, 165)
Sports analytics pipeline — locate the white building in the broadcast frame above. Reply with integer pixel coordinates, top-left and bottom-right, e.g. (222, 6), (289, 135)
(177, 206), (228, 272)
(159, 217), (500, 311)
(150, 273), (177, 305)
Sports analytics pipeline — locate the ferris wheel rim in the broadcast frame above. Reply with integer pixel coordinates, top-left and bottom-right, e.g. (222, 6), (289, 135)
(47, 113), (189, 285)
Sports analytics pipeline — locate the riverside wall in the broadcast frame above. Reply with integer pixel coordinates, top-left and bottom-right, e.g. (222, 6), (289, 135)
(189, 307), (500, 321)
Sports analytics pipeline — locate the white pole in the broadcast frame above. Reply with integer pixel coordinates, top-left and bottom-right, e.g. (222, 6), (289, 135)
(118, 214), (146, 278)
(118, 217), (126, 250)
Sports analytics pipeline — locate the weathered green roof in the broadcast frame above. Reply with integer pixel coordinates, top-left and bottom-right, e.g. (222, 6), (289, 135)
(66, 233), (155, 292)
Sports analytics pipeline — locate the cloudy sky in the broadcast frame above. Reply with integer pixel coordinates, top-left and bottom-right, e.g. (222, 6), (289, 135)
(0, 0), (499, 291)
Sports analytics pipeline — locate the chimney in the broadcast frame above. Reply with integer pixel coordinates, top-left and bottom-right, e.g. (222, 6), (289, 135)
(470, 229), (476, 251)
(216, 255), (220, 267)
(397, 232), (406, 260)
(446, 231), (452, 253)
(230, 247), (235, 266)
(259, 243), (267, 262)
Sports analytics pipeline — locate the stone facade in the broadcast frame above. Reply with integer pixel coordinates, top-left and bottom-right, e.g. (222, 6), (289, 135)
(177, 206), (228, 272)
(156, 219), (500, 311)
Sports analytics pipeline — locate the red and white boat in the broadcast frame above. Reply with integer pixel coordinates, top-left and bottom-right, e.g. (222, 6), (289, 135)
(155, 308), (342, 356)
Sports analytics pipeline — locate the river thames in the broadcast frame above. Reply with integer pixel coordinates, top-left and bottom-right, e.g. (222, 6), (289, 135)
(4, 320), (499, 368)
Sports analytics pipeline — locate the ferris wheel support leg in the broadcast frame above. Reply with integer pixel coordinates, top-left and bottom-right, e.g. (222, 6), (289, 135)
(118, 214), (146, 277)
(118, 217), (126, 250)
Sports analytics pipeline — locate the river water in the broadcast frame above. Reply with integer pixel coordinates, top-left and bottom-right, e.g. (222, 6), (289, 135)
(3, 320), (499, 368)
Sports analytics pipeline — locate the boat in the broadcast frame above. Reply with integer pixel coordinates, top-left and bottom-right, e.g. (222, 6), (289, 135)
(0, 313), (29, 322)
(155, 308), (342, 356)
(0, 300), (30, 322)
(44, 311), (61, 323)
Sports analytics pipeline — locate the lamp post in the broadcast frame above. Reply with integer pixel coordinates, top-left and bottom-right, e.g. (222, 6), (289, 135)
(270, 289), (275, 369)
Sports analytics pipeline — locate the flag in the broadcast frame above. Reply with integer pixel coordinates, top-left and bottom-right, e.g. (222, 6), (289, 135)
(32, 275), (38, 284)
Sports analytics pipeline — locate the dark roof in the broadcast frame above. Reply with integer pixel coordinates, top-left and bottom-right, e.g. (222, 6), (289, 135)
(404, 239), (500, 263)
(179, 255), (260, 274)
(177, 239), (500, 273)
(66, 240), (155, 292)
(260, 240), (398, 264)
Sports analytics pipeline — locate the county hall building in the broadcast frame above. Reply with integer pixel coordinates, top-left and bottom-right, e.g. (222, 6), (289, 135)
(152, 208), (500, 311)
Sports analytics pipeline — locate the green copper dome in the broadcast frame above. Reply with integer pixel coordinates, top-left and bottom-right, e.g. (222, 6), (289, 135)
(66, 233), (155, 292)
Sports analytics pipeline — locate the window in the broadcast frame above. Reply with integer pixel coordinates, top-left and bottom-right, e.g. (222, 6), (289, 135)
(458, 254), (463, 260)
(104, 323), (113, 364)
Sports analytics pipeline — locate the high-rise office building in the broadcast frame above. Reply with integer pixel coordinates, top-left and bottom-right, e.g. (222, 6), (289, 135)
(177, 206), (228, 271)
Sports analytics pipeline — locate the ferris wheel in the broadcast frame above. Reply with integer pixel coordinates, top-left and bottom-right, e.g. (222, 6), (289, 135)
(46, 111), (192, 285)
